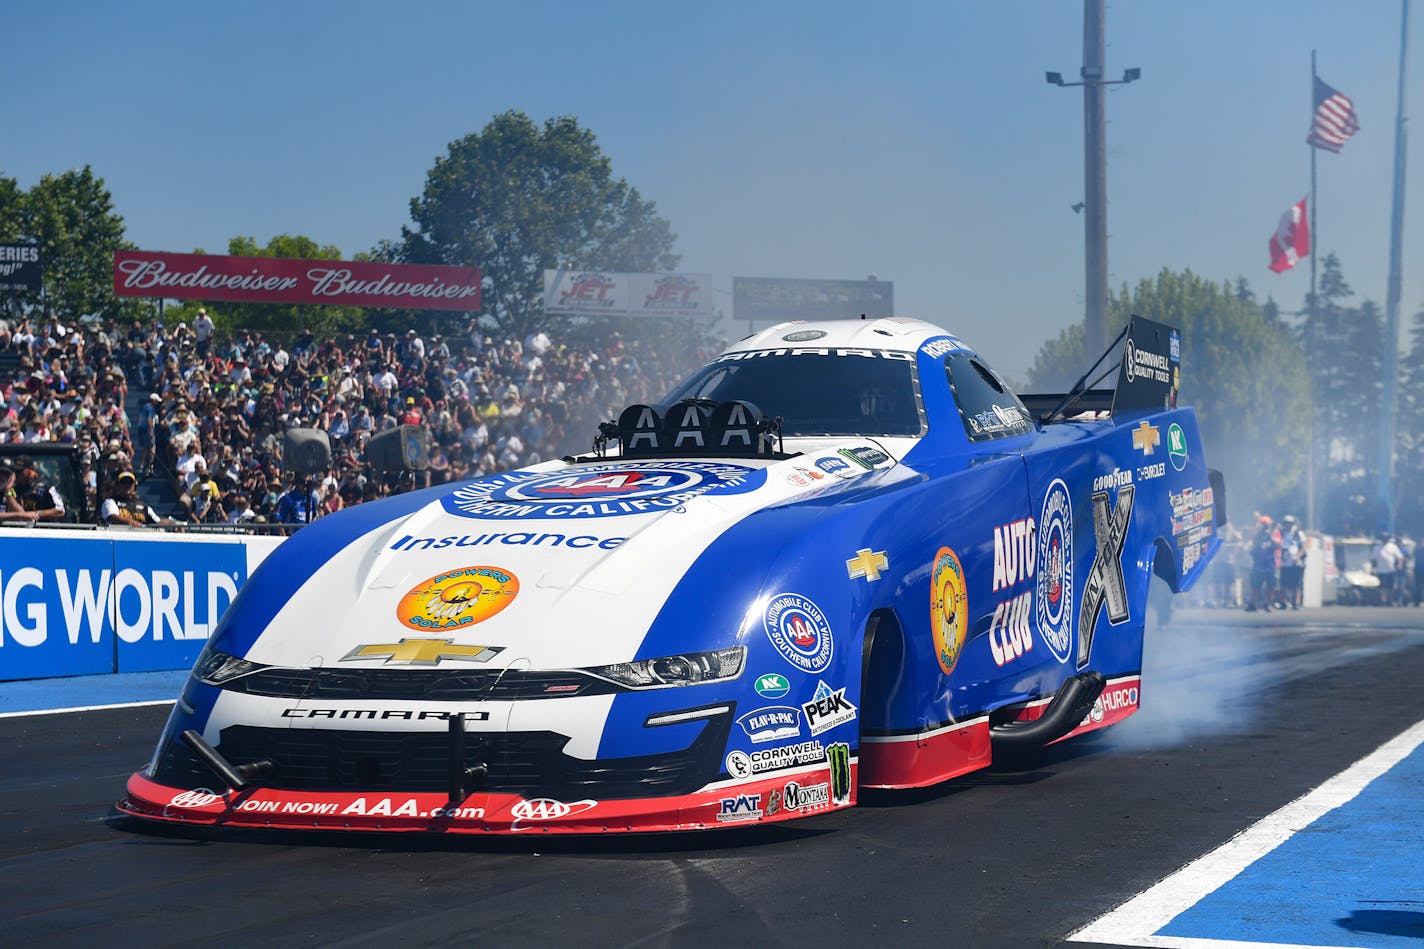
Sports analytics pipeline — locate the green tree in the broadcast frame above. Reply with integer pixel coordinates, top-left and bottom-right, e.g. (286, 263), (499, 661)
(398, 110), (680, 336)
(16, 166), (144, 323)
(0, 175), (26, 321)
(0, 174), (22, 241)
(1296, 254), (1390, 533)
(1027, 268), (1311, 522)
(1396, 306), (1424, 535)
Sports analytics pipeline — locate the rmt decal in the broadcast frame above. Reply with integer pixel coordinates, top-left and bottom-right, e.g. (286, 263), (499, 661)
(1077, 484), (1135, 669)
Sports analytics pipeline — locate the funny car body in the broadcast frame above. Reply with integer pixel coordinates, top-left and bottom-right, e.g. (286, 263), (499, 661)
(118, 314), (1223, 834)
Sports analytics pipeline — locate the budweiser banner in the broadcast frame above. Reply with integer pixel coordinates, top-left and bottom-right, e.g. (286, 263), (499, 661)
(732, 276), (893, 322)
(114, 250), (482, 311)
(0, 243), (43, 292)
(542, 270), (714, 318)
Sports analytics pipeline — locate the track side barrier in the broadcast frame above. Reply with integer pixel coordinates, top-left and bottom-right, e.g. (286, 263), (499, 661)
(0, 529), (285, 682)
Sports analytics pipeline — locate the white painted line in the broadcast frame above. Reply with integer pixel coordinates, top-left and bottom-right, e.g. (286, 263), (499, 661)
(1068, 716), (1424, 948)
(0, 699), (175, 720)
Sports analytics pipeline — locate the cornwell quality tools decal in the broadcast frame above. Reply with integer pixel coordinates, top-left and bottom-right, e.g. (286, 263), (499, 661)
(341, 639), (505, 666)
(1036, 479), (1074, 664)
(397, 566), (519, 631)
(930, 546), (968, 675)
(764, 593), (834, 674)
(1077, 484), (1135, 669)
(441, 461), (760, 520)
(725, 740), (827, 778)
(845, 548), (888, 582)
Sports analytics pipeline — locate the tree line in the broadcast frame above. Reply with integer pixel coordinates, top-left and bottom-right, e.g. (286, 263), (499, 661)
(1025, 260), (1422, 537)
(3, 110), (1421, 537)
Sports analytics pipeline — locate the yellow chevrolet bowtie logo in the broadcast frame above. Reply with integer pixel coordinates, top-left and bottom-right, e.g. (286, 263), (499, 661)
(1131, 421), (1161, 456)
(846, 548), (889, 582)
(341, 638), (503, 666)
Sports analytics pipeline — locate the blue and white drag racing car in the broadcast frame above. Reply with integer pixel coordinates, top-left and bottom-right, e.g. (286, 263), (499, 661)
(120, 315), (1222, 834)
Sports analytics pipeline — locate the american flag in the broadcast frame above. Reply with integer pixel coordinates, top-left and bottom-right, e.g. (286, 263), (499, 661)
(1307, 77), (1360, 153)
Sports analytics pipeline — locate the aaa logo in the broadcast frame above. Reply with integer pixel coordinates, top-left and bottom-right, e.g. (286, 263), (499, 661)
(398, 566), (519, 631)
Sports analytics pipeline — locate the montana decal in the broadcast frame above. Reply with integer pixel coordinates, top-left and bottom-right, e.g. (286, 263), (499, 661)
(1077, 484), (1135, 669)
(398, 566), (519, 631)
(441, 461), (763, 520)
(764, 593), (834, 674)
(1036, 479), (1074, 664)
(930, 546), (968, 674)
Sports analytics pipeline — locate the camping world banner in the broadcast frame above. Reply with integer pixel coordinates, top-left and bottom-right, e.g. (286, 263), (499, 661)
(114, 250), (482, 311)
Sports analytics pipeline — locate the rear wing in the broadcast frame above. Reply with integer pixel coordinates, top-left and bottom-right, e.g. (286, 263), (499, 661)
(1021, 314), (1180, 424)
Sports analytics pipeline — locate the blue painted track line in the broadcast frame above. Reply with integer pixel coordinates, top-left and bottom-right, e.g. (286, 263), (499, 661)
(0, 670), (187, 717)
(1071, 718), (1424, 948)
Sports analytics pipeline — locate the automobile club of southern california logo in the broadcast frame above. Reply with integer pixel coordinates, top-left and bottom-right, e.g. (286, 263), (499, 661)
(764, 593), (834, 674)
(397, 566), (520, 631)
(441, 461), (761, 520)
(930, 546), (968, 674)
(1036, 479), (1074, 664)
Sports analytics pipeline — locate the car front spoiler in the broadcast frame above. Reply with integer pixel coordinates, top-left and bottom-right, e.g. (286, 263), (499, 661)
(116, 755), (858, 835)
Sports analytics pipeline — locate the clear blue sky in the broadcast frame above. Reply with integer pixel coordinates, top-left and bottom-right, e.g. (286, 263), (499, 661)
(6, 1), (1418, 377)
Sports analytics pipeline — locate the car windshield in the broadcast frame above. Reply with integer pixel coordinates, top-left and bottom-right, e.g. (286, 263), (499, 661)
(661, 351), (924, 436)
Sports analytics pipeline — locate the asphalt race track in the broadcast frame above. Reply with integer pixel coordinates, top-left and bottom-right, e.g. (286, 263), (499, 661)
(3, 606), (1423, 949)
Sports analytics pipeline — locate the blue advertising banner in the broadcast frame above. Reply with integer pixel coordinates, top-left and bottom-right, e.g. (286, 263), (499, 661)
(0, 536), (247, 681)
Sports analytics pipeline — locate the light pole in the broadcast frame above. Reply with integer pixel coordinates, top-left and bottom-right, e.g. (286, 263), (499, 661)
(1046, 0), (1140, 357)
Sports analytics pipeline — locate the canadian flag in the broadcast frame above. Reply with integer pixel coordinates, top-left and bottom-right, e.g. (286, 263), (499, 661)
(1268, 198), (1310, 273)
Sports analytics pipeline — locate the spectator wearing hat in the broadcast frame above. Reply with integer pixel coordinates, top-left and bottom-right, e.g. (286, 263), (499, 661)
(192, 308), (214, 357)
(102, 471), (161, 526)
(0, 464), (39, 525)
(12, 458), (65, 522)
(1373, 535), (1404, 607)
(1278, 516), (1305, 609)
(135, 392), (160, 476)
(1246, 515), (1280, 612)
(275, 474), (320, 524)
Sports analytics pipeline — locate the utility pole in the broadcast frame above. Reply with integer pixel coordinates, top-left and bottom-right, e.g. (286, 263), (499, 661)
(1047, 0), (1139, 356)
(1379, 0), (1411, 536)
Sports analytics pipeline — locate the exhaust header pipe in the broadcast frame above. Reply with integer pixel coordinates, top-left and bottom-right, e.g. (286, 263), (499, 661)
(990, 671), (1106, 750)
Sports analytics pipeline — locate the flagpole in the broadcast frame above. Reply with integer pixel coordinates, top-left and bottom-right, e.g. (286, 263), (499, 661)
(1307, 50), (1319, 533)
(1378, 0), (1411, 537)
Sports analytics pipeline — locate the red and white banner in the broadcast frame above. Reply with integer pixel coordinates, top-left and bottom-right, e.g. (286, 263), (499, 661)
(542, 270), (714, 318)
(1268, 199), (1310, 273)
(114, 250), (482, 311)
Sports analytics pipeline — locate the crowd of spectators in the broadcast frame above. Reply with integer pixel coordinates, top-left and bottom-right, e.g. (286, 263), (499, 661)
(0, 310), (719, 528)
(1202, 516), (1423, 609)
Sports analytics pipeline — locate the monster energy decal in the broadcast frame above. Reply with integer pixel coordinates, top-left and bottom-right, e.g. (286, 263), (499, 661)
(1076, 484), (1135, 669)
(828, 741), (852, 805)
